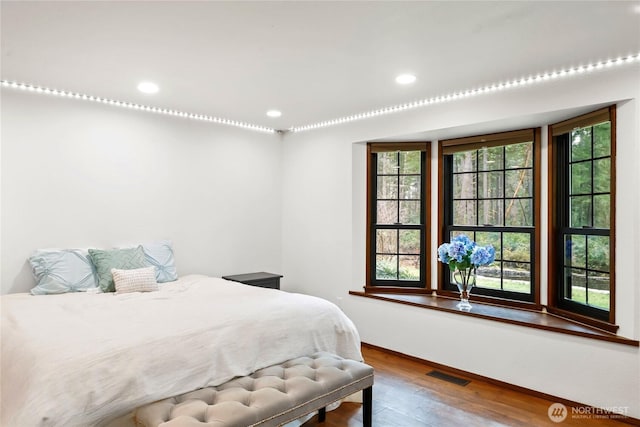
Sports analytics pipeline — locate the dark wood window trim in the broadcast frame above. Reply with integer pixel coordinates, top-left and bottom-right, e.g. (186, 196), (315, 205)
(437, 128), (542, 306)
(366, 141), (431, 290)
(349, 291), (637, 347)
(548, 106), (616, 327)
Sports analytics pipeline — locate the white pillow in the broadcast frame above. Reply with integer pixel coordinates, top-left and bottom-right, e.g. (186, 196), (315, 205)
(141, 240), (178, 283)
(29, 248), (98, 295)
(111, 266), (159, 293)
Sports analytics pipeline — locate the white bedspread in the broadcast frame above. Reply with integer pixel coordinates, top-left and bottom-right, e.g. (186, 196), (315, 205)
(0, 275), (362, 426)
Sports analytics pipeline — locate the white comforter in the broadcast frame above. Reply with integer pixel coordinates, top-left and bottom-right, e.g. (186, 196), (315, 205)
(0, 275), (362, 426)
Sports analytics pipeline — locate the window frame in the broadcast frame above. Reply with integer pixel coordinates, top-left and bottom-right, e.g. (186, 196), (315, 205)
(365, 142), (431, 291)
(548, 106), (616, 328)
(437, 128), (542, 307)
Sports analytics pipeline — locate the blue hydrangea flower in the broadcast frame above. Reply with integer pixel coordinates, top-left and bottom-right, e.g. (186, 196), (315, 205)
(470, 245), (495, 266)
(437, 243), (451, 263)
(447, 240), (468, 262)
(452, 234), (476, 252)
(437, 234), (495, 269)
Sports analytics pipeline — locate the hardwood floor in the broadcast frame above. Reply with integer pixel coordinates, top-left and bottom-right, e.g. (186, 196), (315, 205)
(303, 345), (632, 427)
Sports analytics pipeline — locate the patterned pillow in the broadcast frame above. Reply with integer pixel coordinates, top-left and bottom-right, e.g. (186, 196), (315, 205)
(89, 246), (147, 292)
(29, 249), (98, 295)
(111, 266), (158, 293)
(142, 240), (178, 283)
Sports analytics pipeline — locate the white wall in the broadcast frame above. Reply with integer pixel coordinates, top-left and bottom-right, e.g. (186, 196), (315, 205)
(282, 64), (640, 416)
(1, 90), (282, 294)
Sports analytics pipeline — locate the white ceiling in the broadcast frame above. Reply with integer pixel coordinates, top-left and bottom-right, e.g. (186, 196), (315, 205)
(2, 1), (639, 131)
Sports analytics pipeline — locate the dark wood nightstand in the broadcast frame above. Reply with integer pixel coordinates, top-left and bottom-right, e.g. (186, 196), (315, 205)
(222, 272), (283, 290)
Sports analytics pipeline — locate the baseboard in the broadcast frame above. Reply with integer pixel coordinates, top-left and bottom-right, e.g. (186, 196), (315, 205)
(362, 342), (640, 426)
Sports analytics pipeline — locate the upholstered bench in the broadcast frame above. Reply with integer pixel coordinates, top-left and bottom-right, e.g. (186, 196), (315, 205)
(134, 352), (374, 427)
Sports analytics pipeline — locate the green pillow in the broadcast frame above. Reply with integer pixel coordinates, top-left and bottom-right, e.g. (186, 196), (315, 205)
(89, 246), (147, 292)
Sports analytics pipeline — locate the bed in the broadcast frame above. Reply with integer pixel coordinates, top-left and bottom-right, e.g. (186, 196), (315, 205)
(0, 274), (362, 426)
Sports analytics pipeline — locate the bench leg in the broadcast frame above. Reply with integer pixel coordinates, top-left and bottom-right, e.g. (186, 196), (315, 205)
(363, 386), (372, 427)
(318, 407), (326, 422)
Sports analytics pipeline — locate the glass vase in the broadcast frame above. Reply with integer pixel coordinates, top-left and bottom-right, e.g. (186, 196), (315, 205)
(453, 268), (476, 311)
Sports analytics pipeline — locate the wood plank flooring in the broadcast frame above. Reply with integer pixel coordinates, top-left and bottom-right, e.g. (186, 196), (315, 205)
(302, 345), (632, 427)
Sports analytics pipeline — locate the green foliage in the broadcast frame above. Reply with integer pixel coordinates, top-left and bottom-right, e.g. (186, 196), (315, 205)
(375, 259), (419, 280)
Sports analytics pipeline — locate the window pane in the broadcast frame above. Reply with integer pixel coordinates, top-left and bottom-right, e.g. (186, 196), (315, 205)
(476, 231), (501, 259)
(476, 262), (501, 290)
(478, 171), (504, 198)
(505, 198), (532, 226)
(399, 255), (420, 280)
(377, 201), (398, 224)
(478, 199), (503, 226)
(587, 235), (609, 272)
(593, 122), (611, 158)
(453, 173), (476, 199)
(587, 272), (609, 310)
(593, 195), (610, 228)
(505, 142), (533, 169)
(376, 255), (397, 280)
(564, 234), (586, 269)
(399, 201), (420, 224)
(377, 176), (398, 199)
(503, 261), (530, 294)
(377, 152), (398, 174)
(503, 232), (530, 262)
(376, 230), (397, 255)
(570, 161), (592, 195)
(399, 230), (420, 254)
(478, 146), (503, 171)
(453, 151), (476, 173)
(593, 158), (610, 193)
(565, 268), (587, 304)
(400, 151), (420, 174)
(400, 176), (420, 199)
(505, 169), (532, 198)
(571, 127), (592, 162)
(453, 200), (476, 225)
(570, 196), (592, 228)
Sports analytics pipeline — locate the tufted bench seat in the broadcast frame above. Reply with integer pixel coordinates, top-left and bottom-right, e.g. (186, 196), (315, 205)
(134, 352), (374, 427)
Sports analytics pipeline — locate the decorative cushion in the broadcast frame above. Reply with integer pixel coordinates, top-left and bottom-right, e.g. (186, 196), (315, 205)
(29, 249), (98, 295)
(111, 266), (158, 293)
(89, 246), (147, 292)
(141, 240), (178, 283)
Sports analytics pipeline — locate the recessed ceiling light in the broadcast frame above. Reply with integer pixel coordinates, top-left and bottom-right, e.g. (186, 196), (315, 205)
(266, 110), (282, 118)
(395, 74), (417, 85)
(137, 81), (159, 94)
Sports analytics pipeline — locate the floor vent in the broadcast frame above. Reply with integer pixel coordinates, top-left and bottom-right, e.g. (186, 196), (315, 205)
(426, 370), (470, 386)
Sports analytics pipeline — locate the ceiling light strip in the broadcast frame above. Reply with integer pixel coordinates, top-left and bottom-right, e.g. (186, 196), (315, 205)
(0, 80), (276, 134)
(290, 53), (640, 133)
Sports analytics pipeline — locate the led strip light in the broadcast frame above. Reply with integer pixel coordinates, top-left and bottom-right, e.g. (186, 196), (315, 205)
(2, 52), (639, 135)
(290, 53), (640, 133)
(0, 80), (276, 134)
